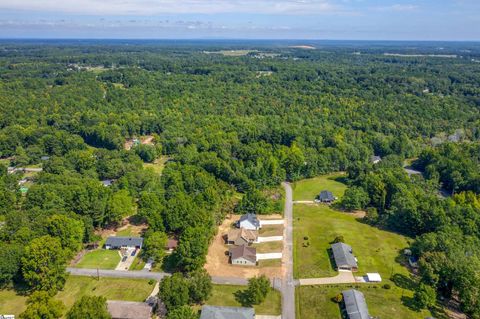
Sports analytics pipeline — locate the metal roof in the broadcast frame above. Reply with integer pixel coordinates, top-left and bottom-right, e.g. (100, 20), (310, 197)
(105, 236), (143, 248)
(331, 242), (358, 268)
(239, 214), (260, 228)
(200, 305), (255, 319)
(342, 289), (370, 319)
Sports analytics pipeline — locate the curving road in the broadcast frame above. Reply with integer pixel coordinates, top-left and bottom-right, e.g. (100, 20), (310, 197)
(282, 182), (296, 319)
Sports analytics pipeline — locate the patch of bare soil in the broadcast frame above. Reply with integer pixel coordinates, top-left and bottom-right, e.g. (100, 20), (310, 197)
(349, 210), (366, 219)
(258, 214), (283, 220)
(204, 215), (284, 280)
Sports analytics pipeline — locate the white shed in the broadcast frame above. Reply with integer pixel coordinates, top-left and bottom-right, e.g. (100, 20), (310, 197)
(366, 273), (382, 282)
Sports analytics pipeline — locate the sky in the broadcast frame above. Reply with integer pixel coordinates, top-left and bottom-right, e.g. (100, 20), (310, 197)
(0, 0), (479, 41)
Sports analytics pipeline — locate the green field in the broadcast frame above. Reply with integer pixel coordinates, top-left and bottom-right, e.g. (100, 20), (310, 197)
(204, 284), (281, 315)
(296, 285), (440, 319)
(0, 276), (153, 317)
(294, 204), (411, 279)
(292, 173), (347, 201)
(74, 249), (121, 269)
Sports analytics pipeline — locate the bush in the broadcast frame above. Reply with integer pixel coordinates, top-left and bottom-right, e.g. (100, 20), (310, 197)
(332, 235), (344, 244)
(333, 293), (343, 303)
(383, 284), (391, 290)
(303, 236), (309, 240)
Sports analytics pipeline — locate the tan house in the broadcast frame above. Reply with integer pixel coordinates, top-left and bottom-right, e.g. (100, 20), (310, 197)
(227, 228), (258, 246)
(229, 245), (257, 266)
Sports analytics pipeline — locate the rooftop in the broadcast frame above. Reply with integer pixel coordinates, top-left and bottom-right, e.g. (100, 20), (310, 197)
(228, 228), (258, 242)
(331, 242), (357, 268)
(105, 236), (143, 248)
(239, 213), (260, 228)
(200, 305), (255, 319)
(342, 289), (370, 319)
(318, 190), (335, 201)
(107, 300), (152, 319)
(229, 245), (256, 263)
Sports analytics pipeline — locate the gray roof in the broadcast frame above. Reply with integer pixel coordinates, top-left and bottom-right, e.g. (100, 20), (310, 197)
(342, 289), (370, 319)
(239, 213), (260, 228)
(371, 155), (381, 162)
(105, 236), (143, 248)
(331, 242), (357, 268)
(200, 305), (255, 319)
(107, 300), (152, 319)
(229, 245), (256, 263)
(318, 190), (334, 201)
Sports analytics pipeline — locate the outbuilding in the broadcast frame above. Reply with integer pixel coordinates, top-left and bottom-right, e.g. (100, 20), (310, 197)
(366, 273), (382, 282)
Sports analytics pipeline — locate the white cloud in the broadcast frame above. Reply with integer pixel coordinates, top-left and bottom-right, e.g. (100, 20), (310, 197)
(374, 4), (419, 12)
(0, 0), (345, 15)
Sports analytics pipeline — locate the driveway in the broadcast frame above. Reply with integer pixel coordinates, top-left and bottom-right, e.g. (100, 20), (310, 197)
(260, 220), (284, 226)
(292, 200), (315, 204)
(257, 253), (283, 260)
(298, 270), (356, 285)
(282, 182), (295, 319)
(115, 248), (137, 271)
(257, 236), (283, 243)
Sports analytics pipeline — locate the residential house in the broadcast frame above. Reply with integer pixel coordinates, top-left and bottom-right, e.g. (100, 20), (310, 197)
(227, 228), (258, 246)
(331, 242), (358, 272)
(317, 190), (335, 203)
(238, 213), (261, 230)
(200, 305), (255, 319)
(105, 236), (143, 250)
(101, 179), (114, 187)
(342, 289), (371, 319)
(165, 238), (178, 252)
(107, 300), (152, 319)
(229, 245), (257, 266)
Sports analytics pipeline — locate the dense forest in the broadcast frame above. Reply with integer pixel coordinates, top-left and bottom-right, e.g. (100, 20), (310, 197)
(1, 40), (480, 317)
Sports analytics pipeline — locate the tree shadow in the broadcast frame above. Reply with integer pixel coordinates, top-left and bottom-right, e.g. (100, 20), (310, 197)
(234, 289), (252, 307)
(391, 273), (417, 291)
(326, 248), (337, 271)
(333, 176), (349, 185)
(401, 295), (421, 311)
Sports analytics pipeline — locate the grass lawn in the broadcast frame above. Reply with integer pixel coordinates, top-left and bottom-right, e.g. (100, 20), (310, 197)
(56, 276), (154, 312)
(292, 173), (347, 201)
(294, 204), (412, 279)
(0, 289), (28, 316)
(115, 225), (141, 237)
(143, 156), (168, 175)
(296, 284), (441, 319)
(75, 249), (121, 269)
(258, 225), (283, 237)
(252, 241), (283, 253)
(0, 276), (154, 317)
(204, 284), (281, 315)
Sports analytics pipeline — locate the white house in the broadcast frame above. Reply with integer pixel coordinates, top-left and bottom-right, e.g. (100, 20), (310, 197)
(237, 214), (261, 230)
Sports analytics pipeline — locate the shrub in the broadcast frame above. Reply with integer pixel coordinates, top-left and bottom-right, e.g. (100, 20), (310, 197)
(333, 293), (343, 303)
(383, 284), (391, 290)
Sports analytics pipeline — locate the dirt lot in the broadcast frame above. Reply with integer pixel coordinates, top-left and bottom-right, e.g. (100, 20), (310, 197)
(204, 215), (284, 279)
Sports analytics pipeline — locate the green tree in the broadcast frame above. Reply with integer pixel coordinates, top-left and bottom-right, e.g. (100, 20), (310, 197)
(414, 283), (437, 309)
(158, 273), (190, 310)
(244, 275), (271, 305)
(341, 186), (370, 211)
(46, 214), (84, 255)
(21, 236), (68, 293)
(134, 144), (158, 163)
(66, 296), (111, 319)
(188, 269), (212, 304)
(0, 243), (23, 287)
(235, 188), (268, 215)
(19, 291), (65, 319)
(106, 189), (134, 223)
(143, 231), (168, 264)
(166, 305), (197, 319)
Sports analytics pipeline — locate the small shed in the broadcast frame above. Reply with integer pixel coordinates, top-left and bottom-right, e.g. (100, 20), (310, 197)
(366, 273), (382, 282)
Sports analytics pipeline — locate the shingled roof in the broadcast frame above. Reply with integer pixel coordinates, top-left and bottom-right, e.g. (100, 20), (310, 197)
(105, 236), (143, 248)
(239, 213), (260, 228)
(342, 289), (370, 319)
(227, 228), (258, 243)
(200, 305), (255, 319)
(331, 242), (357, 269)
(318, 190), (335, 202)
(229, 245), (256, 263)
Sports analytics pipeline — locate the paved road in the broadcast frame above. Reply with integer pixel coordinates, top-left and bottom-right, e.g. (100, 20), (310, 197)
(282, 182), (296, 319)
